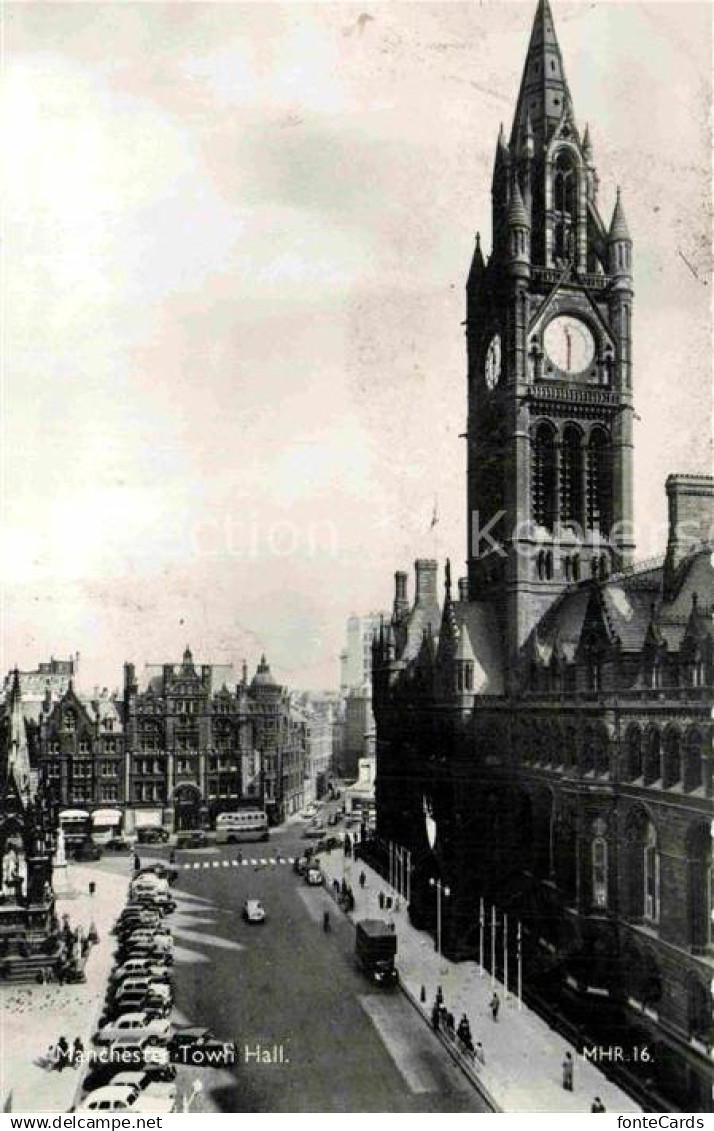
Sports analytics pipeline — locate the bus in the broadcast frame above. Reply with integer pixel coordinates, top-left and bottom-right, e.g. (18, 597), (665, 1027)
(215, 810), (269, 844)
(59, 809), (92, 850)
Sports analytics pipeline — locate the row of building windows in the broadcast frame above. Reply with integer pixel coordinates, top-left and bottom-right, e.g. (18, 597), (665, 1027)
(517, 723), (707, 792)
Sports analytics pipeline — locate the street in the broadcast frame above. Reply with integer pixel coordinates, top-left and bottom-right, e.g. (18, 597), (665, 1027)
(149, 820), (489, 1113)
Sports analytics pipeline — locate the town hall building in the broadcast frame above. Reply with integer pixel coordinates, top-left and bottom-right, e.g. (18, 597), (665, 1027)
(372, 0), (713, 1112)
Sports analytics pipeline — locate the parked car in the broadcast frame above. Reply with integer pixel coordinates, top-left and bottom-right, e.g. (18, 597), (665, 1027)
(93, 1012), (171, 1047)
(168, 1027), (238, 1065)
(292, 856), (309, 876)
(175, 830), (207, 849)
(101, 994), (169, 1025)
(117, 944), (174, 966)
(242, 899), (266, 924)
(305, 867), (324, 887)
(136, 864), (179, 886)
(73, 840), (103, 861)
(82, 1056), (175, 1095)
(105, 837), (132, 853)
(112, 978), (172, 1004)
(109, 1071), (177, 1113)
(136, 827), (170, 845)
(76, 1085), (144, 1112)
(111, 960), (172, 986)
(300, 805), (318, 820)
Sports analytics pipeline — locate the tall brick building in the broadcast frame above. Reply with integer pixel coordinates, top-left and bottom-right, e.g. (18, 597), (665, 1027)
(373, 0), (712, 1113)
(22, 648), (308, 831)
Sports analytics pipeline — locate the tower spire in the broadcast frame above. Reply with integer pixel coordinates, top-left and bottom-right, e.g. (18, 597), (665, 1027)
(510, 0), (573, 151)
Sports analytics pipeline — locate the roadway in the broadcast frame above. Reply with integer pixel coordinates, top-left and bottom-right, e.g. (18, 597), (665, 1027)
(159, 817), (489, 1112)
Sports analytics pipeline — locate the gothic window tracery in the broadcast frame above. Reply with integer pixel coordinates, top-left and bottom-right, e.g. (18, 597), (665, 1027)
(560, 426), (583, 527)
(587, 428), (612, 535)
(532, 423), (557, 530)
(553, 150), (577, 262)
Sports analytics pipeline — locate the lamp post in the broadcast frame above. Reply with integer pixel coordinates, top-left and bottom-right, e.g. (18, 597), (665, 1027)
(429, 876), (450, 955)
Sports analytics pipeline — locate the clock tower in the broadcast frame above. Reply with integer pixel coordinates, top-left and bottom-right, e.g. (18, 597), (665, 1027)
(466, 0), (635, 687)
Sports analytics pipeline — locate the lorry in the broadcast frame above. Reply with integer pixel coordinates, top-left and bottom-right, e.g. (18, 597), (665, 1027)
(355, 919), (398, 987)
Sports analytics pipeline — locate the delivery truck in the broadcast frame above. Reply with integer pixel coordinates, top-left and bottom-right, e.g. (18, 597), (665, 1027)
(355, 919), (398, 986)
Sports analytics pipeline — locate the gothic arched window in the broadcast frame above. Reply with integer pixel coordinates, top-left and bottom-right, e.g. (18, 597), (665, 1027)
(663, 728), (682, 789)
(560, 425), (583, 528)
(592, 830), (608, 909)
(532, 423), (557, 530)
(684, 728), (703, 792)
(644, 728), (662, 785)
(626, 725), (643, 781)
(587, 428), (612, 535)
(553, 150), (577, 262)
(644, 821), (660, 923)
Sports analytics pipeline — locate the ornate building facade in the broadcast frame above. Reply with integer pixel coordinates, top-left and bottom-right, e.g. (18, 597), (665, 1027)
(24, 648), (308, 831)
(373, 0), (712, 1113)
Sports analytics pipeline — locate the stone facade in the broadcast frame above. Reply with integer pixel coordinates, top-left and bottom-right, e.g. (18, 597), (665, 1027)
(373, 0), (713, 1113)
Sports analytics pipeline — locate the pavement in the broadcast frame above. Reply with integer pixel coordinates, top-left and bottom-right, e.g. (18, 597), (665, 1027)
(0, 859), (131, 1113)
(316, 848), (642, 1115)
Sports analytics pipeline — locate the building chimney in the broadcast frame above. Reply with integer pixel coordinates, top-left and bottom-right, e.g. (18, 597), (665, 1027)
(664, 475), (714, 594)
(458, 577), (469, 602)
(393, 571), (409, 621)
(414, 559), (438, 605)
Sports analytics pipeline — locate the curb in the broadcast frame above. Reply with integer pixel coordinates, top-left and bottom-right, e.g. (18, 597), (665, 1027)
(398, 978), (501, 1112)
(318, 855), (500, 1111)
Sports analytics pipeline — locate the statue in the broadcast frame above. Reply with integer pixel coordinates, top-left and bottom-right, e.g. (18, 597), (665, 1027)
(2, 846), (18, 889)
(54, 828), (67, 869)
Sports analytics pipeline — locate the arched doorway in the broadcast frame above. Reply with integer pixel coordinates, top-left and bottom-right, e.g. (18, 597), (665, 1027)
(173, 784), (202, 831)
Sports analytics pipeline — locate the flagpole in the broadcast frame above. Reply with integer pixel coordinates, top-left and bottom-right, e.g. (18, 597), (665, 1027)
(479, 897), (484, 977)
(504, 913), (509, 999)
(491, 904), (496, 987)
(517, 921), (523, 1010)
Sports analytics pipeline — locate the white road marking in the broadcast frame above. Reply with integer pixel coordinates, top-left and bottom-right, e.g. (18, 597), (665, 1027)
(231, 860), (239, 866)
(269, 858), (276, 865)
(288, 857), (295, 864)
(212, 861), (220, 868)
(222, 860), (230, 867)
(250, 859), (257, 866)
(241, 860), (249, 866)
(259, 858), (268, 865)
(192, 863), (200, 869)
(359, 996), (439, 1094)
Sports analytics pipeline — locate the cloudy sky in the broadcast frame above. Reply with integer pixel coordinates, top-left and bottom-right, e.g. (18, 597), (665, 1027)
(3, 0), (711, 691)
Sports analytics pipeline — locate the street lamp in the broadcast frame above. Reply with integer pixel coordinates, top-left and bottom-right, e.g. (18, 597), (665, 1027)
(429, 876), (450, 955)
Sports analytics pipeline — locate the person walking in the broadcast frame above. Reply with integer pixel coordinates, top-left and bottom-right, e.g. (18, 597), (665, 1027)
(72, 1038), (84, 1068)
(431, 1002), (441, 1031)
(322, 909), (331, 933)
(378, 891), (385, 910)
(457, 1014), (473, 1050)
(133, 853), (141, 873)
(562, 1051), (574, 1091)
(474, 1041), (485, 1066)
(359, 871), (366, 889)
(591, 1097), (606, 1112)
(56, 1037), (69, 1073)
(489, 991), (500, 1021)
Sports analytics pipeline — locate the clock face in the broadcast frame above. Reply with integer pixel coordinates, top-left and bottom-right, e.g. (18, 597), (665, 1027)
(543, 315), (595, 375)
(485, 334), (501, 390)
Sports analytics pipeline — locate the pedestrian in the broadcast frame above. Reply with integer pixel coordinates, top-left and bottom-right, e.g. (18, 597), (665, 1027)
(378, 891), (385, 910)
(431, 1003), (440, 1031)
(45, 1044), (56, 1071)
(436, 985), (444, 1007)
(57, 964), (65, 988)
(385, 895), (392, 910)
(457, 1013), (472, 1048)
(88, 880), (96, 897)
(359, 871), (366, 889)
(133, 853), (141, 873)
(475, 1042), (485, 1066)
(169, 850), (176, 865)
(394, 896), (400, 913)
(489, 991), (500, 1021)
(591, 1097), (606, 1113)
(332, 879), (340, 895)
(446, 1011), (455, 1035)
(72, 1038), (84, 1068)
(56, 1037), (69, 1073)
(322, 910), (331, 933)
(562, 1051), (574, 1091)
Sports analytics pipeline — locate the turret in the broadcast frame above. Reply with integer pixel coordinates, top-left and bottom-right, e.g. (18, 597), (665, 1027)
(466, 233), (485, 295)
(608, 188), (632, 279)
(506, 179), (531, 275)
(393, 570), (409, 623)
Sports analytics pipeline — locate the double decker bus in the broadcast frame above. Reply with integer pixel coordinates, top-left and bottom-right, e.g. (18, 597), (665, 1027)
(215, 809), (269, 844)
